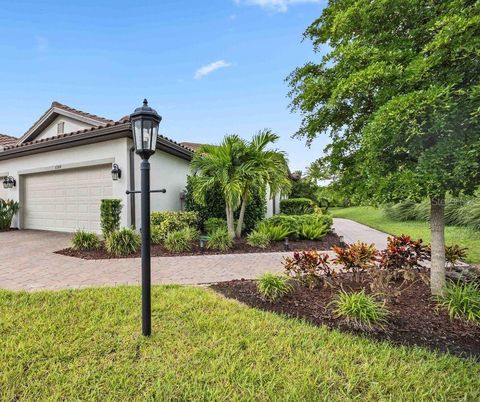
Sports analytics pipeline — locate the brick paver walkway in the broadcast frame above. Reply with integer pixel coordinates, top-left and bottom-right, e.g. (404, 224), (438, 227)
(0, 219), (389, 291)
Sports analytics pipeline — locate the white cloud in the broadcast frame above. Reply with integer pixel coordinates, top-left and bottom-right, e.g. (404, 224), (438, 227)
(194, 60), (232, 79)
(234, 0), (321, 12)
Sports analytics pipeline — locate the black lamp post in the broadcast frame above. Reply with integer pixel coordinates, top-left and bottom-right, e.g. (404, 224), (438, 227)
(130, 99), (161, 337)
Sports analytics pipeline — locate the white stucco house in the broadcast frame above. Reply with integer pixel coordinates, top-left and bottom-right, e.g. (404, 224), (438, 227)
(0, 101), (193, 233)
(0, 101), (280, 233)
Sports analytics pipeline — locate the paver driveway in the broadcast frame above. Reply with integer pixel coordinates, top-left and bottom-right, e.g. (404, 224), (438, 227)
(0, 219), (388, 291)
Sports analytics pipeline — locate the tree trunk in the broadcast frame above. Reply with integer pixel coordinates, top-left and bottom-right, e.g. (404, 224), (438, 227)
(225, 204), (235, 238)
(430, 196), (446, 296)
(235, 192), (248, 239)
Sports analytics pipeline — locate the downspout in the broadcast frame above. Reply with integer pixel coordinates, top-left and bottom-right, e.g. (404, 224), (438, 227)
(129, 146), (136, 228)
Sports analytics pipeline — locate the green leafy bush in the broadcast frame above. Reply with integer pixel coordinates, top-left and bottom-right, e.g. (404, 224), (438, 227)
(457, 198), (480, 230)
(437, 282), (480, 323)
(150, 211), (198, 240)
(299, 223), (329, 240)
(100, 199), (122, 238)
(256, 272), (293, 301)
(280, 198), (316, 215)
(330, 290), (388, 330)
(207, 227), (233, 251)
(204, 217), (227, 234)
(384, 200), (418, 222)
(257, 222), (292, 241)
(164, 227), (198, 253)
(106, 227), (141, 256)
(284, 250), (335, 288)
(246, 230), (271, 248)
(150, 225), (163, 245)
(71, 230), (100, 251)
(261, 213), (332, 240)
(184, 176), (266, 233)
(0, 199), (19, 231)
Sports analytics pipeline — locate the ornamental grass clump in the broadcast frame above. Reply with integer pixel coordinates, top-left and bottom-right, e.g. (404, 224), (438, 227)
(71, 230), (100, 251)
(437, 282), (480, 324)
(256, 272), (293, 302)
(164, 227), (198, 253)
(330, 290), (388, 331)
(246, 230), (271, 248)
(207, 227), (233, 251)
(106, 227), (141, 256)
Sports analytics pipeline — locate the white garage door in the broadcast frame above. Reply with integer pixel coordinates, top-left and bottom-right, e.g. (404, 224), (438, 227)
(23, 165), (113, 232)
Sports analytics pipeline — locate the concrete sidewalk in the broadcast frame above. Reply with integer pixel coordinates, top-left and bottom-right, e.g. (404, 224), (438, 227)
(333, 218), (389, 249)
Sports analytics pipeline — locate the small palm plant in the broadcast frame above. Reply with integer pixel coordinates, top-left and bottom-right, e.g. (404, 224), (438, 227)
(0, 199), (19, 231)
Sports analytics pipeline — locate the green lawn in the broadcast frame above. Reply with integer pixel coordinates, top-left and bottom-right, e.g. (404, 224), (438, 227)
(1, 286), (479, 401)
(331, 206), (480, 264)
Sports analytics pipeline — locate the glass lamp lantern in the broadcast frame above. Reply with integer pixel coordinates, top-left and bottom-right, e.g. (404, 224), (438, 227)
(130, 99), (162, 159)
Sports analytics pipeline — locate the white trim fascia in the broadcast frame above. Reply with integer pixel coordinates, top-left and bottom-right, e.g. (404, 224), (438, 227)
(18, 158), (115, 176)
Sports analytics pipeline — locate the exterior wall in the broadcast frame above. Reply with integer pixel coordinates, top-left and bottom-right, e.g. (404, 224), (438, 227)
(0, 138), (130, 229)
(265, 185), (282, 218)
(35, 115), (95, 141)
(131, 139), (190, 229)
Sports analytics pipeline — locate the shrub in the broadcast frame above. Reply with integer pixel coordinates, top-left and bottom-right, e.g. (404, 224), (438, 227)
(332, 242), (378, 281)
(457, 198), (480, 230)
(284, 250), (336, 288)
(184, 176), (266, 233)
(257, 223), (292, 241)
(261, 213), (333, 239)
(150, 211), (198, 240)
(445, 244), (468, 269)
(207, 227), (233, 251)
(164, 227), (198, 253)
(256, 272), (293, 301)
(299, 222), (329, 240)
(280, 198), (316, 215)
(150, 225), (163, 245)
(100, 199), (122, 238)
(0, 199), (19, 231)
(437, 282), (480, 323)
(106, 227), (141, 256)
(204, 217), (227, 234)
(330, 290), (388, 330)
(71, 230), (100, 251)
(246, 230), (271, 248)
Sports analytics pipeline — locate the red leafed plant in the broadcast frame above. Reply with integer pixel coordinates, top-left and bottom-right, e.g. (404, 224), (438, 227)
(371, 235), (431, 299)
(332, 242), (378, 282)
(283, 250), (336, 288)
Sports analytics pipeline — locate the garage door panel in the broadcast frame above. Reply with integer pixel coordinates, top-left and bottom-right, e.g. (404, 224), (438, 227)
(24, 165), (113, 233)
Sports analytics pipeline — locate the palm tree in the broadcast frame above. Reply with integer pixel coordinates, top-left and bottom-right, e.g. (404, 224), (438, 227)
(190, 130), (291, 238)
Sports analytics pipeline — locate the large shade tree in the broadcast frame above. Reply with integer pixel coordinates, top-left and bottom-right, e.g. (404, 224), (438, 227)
(190, 130), (291, 238)
(288, 0), (480, 295)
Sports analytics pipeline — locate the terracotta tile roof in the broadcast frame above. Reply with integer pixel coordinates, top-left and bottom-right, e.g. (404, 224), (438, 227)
(180, 142), (204, 151)
(3, 120), (127, 150)
(2, 117), (194, 156)
(0, 134), (18, 147)
(51, 101), (114, 124)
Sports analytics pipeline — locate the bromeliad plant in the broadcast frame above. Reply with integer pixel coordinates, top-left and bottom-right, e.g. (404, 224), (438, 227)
(445, 244), (468, 270)
(0, 199), (19, 231)
(283, 250), (336, 288)
(332, 242), (378, 282)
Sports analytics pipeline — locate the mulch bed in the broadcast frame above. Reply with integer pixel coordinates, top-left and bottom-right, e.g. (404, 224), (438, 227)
(56, 232), (342, 260)
(211, 275), (480, 359)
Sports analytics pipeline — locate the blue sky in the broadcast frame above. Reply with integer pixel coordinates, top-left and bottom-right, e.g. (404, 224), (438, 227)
(0, 0), (328, 171)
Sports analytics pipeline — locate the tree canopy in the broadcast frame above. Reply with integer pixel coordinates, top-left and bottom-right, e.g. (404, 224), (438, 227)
(288, 0), (480, 295)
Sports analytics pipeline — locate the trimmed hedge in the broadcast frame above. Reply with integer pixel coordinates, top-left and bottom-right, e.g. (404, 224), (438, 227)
(184, 176), (266, 234)
(280, 198), (316, 215)
(100, 199), (122, 238)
